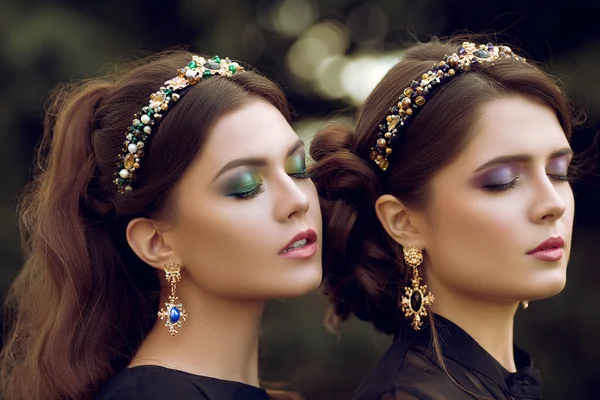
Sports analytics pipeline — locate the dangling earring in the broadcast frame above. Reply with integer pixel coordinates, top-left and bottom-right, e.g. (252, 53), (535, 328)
(521, 301), (529, 310)
(399, 245), (435, 331)
(157, 261), (188, 336)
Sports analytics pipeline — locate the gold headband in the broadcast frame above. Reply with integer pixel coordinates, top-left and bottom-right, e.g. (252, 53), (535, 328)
(370, 42), (526, 172)
(114, 55), (244, 193)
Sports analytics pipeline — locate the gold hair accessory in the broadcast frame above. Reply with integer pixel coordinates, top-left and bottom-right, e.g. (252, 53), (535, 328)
(370, 42), (525, 172)
(157, 261), (188, 336)
(114, 55), (244, 193)
(400, 245), (435, 331)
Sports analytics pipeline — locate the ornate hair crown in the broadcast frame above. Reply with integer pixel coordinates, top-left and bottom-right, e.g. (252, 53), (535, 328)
(369, 42), (526, 172)
(114, 55), (244, 193)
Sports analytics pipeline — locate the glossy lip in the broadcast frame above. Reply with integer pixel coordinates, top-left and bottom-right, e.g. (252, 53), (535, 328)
(527, 237), (565, 261)
(527, 237), (564, 254)
(279, 229), (317, 255)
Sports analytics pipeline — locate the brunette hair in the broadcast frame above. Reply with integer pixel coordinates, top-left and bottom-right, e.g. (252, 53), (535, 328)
(309, 38), (573, 336)
(1, 50), (297, 400)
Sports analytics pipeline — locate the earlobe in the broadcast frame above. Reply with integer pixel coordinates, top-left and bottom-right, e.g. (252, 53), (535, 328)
(374, 194), (425, 247)
(126, 218), (176, 270)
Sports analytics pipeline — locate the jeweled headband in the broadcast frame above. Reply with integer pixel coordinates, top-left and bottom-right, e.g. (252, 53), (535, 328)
(114, 55), (244, 193)
(369, 42), (526, 172)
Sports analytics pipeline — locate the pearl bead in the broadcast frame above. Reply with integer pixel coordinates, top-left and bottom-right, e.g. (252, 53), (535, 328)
(143, 126), (152, 134)
(140, 114), (151, 125)
(137, 141), (145, 149)
(128, 143), (138, 154)
(119, 169), (130, 179)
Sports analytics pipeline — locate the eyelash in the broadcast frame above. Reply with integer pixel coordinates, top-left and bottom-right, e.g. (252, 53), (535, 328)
(483, 178), (519, 192)
(230, 184), (265, 200)
(289, 171), (312, 180)
(229, 170), (311, 201)
(484, 173), (572, 192)
(548, 173), (573, 183)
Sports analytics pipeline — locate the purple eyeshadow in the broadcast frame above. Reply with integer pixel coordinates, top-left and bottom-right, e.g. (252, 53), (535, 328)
(477, 167), (517, 187)
(547, 156), (569, 175)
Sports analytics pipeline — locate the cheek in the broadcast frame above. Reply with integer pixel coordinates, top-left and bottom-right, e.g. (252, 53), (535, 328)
(168, 187), (322, 299)
(424, 189), (528, 293)
(170, 198), (276, 289)
(307, 181), (323, 232)
(562, 184), (575, 221)
(429, 190), (522, 254)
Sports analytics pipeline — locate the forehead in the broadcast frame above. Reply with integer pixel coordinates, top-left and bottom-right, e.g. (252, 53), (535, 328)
(213, 99), (297, 152)
(189, 99), (298, 175)
(202, 99), (298, 161)
(456, 96), (569, 169)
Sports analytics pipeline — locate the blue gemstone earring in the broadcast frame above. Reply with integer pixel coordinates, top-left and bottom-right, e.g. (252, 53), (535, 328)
(157, 261), (188, 336)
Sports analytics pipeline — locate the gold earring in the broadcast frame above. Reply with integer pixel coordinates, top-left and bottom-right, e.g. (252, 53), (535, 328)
(399, 245), (435, 331)
(157, 262), (188, 336)
(522, 301), (529, 310)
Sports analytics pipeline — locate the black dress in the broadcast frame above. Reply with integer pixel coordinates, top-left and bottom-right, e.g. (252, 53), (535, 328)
(352, 315), (543, 400)
(96, 365), (270, 400)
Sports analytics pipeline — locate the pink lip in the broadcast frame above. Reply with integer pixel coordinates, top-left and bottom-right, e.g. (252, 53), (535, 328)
(279, 229), (318, 258)
(527, 237), (564, 261)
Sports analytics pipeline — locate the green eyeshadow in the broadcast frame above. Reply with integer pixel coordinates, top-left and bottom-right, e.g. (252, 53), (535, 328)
(223, 171), (262, 197)
(285, 153), (307, 174)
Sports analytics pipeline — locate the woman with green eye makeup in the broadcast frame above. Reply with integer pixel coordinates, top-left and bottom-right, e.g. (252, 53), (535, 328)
(1, 51), (321, 400)
(310, 38), (577, 400)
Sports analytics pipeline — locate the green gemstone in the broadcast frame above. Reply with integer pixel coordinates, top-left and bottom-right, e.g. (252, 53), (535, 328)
(203, 70), (212, 79)
(228, 64), (236, 73)
(188, 61), (197, 68)
(164, 89), (173, 96)
(212, 55), (221, 63)
(146, 108), (154, 116)
(116, 178), (124, 185)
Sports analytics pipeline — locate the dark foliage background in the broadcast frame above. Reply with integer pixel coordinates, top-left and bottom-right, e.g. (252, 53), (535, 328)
(1, 1), (599, 399)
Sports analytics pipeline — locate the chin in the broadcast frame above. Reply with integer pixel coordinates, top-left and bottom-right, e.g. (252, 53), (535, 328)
(278, 269), (323, 298)
(524, 270), (568, 300)
(270, 263), (323, 298)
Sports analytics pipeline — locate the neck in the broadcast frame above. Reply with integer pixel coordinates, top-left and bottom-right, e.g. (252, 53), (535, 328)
(428, 281), (519, 372)
(132, 283), (265, 387)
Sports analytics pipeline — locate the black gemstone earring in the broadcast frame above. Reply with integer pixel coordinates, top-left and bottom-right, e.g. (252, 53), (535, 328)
(399, 245), (435, 330)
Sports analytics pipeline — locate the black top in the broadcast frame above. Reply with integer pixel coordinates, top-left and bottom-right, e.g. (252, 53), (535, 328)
(352, 315), (542, 400)
(95, 365), (270, 400)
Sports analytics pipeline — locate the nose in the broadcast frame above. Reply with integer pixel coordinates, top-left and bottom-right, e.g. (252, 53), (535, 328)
(530, 174), (569, 224)
(274, 174), (311, 222)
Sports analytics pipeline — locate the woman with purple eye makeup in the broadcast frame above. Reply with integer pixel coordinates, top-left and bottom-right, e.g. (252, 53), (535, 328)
(310, 38), (575, 399)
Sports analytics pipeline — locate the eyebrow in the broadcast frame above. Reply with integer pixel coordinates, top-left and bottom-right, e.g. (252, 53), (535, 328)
(212, 139), (305, 181)
(473, 147), (574, 172)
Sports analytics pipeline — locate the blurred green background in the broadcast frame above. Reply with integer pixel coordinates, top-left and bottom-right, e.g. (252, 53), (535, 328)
(1, 1), (599, 399)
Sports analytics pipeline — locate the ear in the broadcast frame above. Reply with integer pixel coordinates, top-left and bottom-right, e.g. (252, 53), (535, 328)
(374, 194), (427, 248)
(126, 218), (176, 270)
